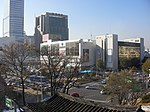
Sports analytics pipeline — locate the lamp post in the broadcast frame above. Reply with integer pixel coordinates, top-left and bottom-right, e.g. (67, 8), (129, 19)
(149, 68), (150, 77)
(40, 71), (43, 101)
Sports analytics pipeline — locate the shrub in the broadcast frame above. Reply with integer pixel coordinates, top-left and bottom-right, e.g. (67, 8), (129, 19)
(141, 94), (150, 103)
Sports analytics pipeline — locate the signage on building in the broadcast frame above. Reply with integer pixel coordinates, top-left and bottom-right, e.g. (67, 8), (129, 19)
(83, 49), (89, 62)
(42, 34), (49, 42)
(5, 97), (12, 109)
(42, 34), (61, 42)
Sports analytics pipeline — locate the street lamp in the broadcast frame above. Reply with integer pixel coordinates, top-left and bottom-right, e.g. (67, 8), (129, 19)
(39, 71), (43, 101)
(149, 68), (150, 77)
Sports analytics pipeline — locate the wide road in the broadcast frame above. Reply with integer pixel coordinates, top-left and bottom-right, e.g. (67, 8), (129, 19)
(68, 81), (109, 103)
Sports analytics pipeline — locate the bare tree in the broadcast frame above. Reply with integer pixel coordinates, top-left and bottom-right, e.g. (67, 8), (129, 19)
(40, 45), (81, 95)
(1, 43), (34, 106)
(61, 57), (81, 94)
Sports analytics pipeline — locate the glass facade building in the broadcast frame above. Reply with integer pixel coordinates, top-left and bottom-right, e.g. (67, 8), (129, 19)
(35, 12), (69, 50)
(3, 0), (24, 42)
(118, 41), (141, 69)
(66, 42), (79, 56)
(118, 42), (140, 58)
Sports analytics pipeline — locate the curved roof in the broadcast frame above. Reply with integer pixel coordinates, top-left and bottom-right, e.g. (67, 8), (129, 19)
(27, 93), (136, 112)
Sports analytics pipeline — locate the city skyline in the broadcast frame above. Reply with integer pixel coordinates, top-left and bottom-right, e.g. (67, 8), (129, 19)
(0, 0), (150, 48)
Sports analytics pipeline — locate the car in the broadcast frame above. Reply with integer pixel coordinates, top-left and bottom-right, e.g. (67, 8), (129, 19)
(85, 86), (98, 90)
(70, 92), (80, 97)
(100, 89), (107, 95)
(101, 79), (107, 84)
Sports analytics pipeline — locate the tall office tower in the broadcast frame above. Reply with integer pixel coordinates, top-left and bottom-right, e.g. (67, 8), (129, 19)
(34, 12), (69, 50)
(3, 0), (24, 42)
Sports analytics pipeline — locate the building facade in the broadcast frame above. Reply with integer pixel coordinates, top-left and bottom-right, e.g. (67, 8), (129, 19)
(118, 38), (144, 69)
(96, 34), (118, 70)
(40, 34), (144, 70)
(120, 38), (144, 61)
(3, 0), (24, 42)
(35, 12), (69, 50)
(40, 39), (96, 68)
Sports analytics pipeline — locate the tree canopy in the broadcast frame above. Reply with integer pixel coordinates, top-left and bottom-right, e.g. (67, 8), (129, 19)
(142, 58), (150, 74)
(0, 43), (35, 105)
(106, 70), (143, 105)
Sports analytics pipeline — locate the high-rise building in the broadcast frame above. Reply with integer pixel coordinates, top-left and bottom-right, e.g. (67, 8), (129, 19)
(3, 0), (24, 42)
(34, 12), (69, 50)
(96, 34), (118, 70)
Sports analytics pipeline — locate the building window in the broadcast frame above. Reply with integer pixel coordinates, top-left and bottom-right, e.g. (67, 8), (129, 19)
(51, 44), (59, 56)
(66, 42), (79, 56)
(135, 40), (139, 42)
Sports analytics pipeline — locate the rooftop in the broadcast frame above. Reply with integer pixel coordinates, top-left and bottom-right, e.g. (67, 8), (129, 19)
(27, 93), (137, 112)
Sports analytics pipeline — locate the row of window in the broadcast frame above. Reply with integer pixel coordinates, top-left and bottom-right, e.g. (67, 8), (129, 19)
(41, 42), (79, 56)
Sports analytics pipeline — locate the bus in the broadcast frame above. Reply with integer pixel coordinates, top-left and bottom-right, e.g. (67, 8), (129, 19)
(29, 75), (48, 82)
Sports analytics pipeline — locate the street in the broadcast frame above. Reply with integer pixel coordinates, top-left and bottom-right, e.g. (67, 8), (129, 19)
(69, 81), (109, 103)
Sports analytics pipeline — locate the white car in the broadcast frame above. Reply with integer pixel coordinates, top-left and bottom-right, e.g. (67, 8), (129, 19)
(85, 86), (97, 90)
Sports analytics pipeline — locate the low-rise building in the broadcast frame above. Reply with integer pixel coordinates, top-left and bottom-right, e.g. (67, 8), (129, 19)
(40, 34), (144, 70)
(40, 39), (96, 69)
(120, 38), (144, 62)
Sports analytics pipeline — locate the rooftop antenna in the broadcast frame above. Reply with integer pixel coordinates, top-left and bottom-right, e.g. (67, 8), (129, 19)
(91, 32), (92, 40)
(109, 24), (112, 34)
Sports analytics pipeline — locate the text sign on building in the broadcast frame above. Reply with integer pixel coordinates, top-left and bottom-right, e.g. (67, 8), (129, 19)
(42, 34), (61, 42)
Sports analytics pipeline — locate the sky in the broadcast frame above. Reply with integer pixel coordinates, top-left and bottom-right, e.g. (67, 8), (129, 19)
(0, 0), (150, 48)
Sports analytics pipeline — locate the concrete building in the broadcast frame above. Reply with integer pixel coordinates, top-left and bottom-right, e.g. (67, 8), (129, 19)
(96, 34), (118, 70)
(0, 37), (15, 48)
(40, 39), (96, 68)
(35, 12), (69, 50)
(25, 35), (35, 45)
(3, 0), (24, 42)
(40, 34), (144, 70)
(120, 38), (144, 62)
(0, 37), (15, 60)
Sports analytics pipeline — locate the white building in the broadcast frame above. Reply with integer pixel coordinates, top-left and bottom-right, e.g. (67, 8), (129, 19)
(96, 34), (118, 70)
(40, 39), (96, 68)
(40, 34), (144, 70)
(3, 0), (24, 42)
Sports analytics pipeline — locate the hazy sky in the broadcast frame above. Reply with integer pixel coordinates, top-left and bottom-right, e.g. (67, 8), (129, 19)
(0, 0), (150, 48)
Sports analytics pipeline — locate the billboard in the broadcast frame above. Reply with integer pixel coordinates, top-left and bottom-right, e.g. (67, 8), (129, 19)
(42, 34), (61, 42)
(118, 41), (140, 58)
(83, 49), (89, 62)
(42, 34), (49, 42)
